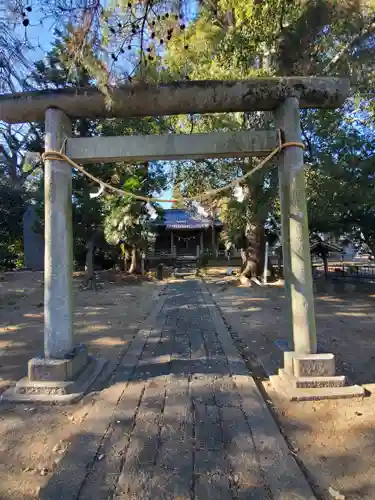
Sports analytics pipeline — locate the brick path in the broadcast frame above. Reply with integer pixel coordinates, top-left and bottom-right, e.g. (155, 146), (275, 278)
(40, 280), (315, 500)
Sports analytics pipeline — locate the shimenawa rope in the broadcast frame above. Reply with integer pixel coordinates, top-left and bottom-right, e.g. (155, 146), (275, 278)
(41, 128), (304, 204)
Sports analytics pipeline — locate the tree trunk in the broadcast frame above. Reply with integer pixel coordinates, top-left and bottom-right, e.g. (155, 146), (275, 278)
(118, 243), (127, 271)
(9, 155), (21, 188)
(140, 253), (145, 276)
(240, 248), (253, 277)
(277, 249), (283, 277)
(128, 247), (138, 274)
(239, 154), (276, 281)
(364, 235), (375, 260)
(240, 223), (276, 280)
(211, 223), (216, 257)
(83, 239), (95, 289)
(240, 219), (264, 279)
(322, 254), (328, 280)
(115, 252), (123, 271)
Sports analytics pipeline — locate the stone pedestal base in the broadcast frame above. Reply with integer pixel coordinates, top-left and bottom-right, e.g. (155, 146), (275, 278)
(28, 343), (89, 382)
(1, 344), (108, 404)
(270, 351), (364, 402)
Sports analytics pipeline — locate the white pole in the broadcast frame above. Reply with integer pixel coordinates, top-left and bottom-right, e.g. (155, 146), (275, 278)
(263, 241), (269, 284)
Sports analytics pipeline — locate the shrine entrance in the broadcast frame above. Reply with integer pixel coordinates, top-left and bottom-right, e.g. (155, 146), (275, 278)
(0, 76), (362, 403)
(151, 207), (224, 259)
(174, 232), (198, 256)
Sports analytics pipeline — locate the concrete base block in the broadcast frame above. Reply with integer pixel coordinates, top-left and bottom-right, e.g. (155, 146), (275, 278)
(293, 353), (335, 378)
(283, 351), (336, 378)
(28, 344), (88, 382)
(279, 369), (346, 388)
(1, 357), (108, 404)
(268, 350), (365, 401)
(270, 374), (365, 402)
(283, 351), (296, 375)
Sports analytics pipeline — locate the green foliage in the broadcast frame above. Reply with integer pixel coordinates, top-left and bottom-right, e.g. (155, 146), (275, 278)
(162, 0), (375, 260)
(100, 115), (168, 257)
(104, 197), (151, 248)
(304, 108), (375, 252)
(0, 122), (42, 271)
(102, 158), (167, 253)
(0, 181), (27, 268)
(3, 0), (375, 270)
(25, 38), (170, 268)
(171, 183), (185, 208)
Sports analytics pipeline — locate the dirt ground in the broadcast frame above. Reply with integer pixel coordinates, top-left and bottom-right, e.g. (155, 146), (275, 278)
(1, 268), (375, 499)
(204, 267), (375, 500)
(0, 270), (162, 500)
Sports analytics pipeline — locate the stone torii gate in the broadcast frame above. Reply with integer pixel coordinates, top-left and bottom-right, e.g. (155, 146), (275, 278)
(0, 77), (363, 402)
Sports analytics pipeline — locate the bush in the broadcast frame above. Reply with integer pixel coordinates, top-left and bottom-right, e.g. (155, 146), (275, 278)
(0, 241), (24, 270)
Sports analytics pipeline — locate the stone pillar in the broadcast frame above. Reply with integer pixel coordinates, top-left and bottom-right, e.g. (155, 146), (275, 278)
(1, 108), (109, 403)
(170, 231), (174, 256)
(275, 98), (317, 355)
(44, 108), (74, 359)
(275, 106), (293, 339)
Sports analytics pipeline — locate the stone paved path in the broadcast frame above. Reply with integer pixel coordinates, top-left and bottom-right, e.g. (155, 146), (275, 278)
(40, 280), (316, 500)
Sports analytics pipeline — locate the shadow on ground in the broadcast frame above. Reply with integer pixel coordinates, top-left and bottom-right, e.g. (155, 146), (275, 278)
(0, 279), (159, 395)
(12, 281), (307, 499)
(2, 276), (375, 499)
(206, 276), (375, 386)
(204, 273), (375, 499)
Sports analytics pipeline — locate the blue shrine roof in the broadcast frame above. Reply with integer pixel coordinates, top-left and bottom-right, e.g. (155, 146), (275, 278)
(154, 209), (223, 230)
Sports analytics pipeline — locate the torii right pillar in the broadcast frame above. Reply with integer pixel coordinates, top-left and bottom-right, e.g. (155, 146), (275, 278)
(274, 97), (364, 401)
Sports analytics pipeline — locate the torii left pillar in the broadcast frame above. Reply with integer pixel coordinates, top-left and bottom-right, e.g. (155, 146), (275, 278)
(1, 108), (106, 404)
(44, 108), (74, 358)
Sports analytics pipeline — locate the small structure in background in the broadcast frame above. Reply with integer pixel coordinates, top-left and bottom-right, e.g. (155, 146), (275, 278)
(310, 238), (342, 279)
(150, 208), (223, 260)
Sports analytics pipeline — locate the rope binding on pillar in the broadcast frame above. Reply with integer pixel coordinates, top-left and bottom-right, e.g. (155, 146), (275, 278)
(41, 128), (304, 204)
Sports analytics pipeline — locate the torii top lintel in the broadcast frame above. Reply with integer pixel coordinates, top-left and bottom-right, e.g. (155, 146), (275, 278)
(0, 77), (349, 124)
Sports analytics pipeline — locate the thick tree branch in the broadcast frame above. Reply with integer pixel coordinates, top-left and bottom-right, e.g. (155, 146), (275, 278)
(324, 19), (375, 73)
(300, 121), (314, 162)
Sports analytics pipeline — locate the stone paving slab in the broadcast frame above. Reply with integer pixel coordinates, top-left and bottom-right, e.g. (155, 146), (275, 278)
(40, 280), (316, 500)
(221, 405), (268, 499)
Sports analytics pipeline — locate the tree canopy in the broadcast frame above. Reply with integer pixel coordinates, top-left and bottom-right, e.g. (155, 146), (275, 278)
(1, 0), (374, 272)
